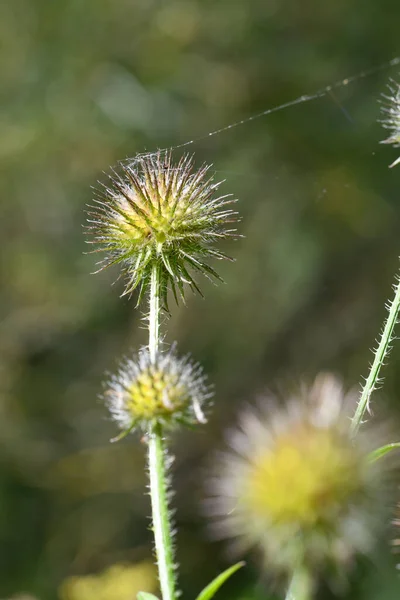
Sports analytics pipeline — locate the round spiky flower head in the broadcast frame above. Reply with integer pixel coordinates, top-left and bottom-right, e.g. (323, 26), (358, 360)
(391, 501), (400, 566)
(105, 345), (212, 437)
(208, 374), (388, 586)
(87, 151), (238, 305)
(380, 77), (400, 167)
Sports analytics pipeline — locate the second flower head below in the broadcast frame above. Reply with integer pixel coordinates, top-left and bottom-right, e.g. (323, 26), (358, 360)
(104, 344), (213, 436)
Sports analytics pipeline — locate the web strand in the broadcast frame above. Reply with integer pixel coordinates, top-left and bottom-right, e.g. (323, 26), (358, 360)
(161, 55), (400, 154)
(122, 54), (400, 166)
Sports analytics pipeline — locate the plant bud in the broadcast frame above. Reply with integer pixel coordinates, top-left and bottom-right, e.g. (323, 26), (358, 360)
(105, 345), (213, 435)
(87, 152), (239, 304)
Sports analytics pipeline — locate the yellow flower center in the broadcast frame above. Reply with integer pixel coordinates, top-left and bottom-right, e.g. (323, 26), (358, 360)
(126, 368), (189, 420)
(244, 425), (362, 527)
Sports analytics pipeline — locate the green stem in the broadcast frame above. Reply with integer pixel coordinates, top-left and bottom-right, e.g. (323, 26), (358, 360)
(148, 423), (176, 600)
(147, 262), (177, 600)
(351, 270), (400, 436)
(285, 567), (313, 600)
(149, 263), (160, 364)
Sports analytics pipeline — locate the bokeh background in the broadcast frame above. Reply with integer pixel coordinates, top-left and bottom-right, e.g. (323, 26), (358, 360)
(1, 0), (400, 598)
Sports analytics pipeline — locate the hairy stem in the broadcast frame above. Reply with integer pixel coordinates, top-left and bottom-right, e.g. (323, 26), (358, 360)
(285, 568), (313, 600)
(147, 262), (177, 600)
(148, 423), (176, 600)
(149, 263), (160, 363)
(351, 270), (400, 436)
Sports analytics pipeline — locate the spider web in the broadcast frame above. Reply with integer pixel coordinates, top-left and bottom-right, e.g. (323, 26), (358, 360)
(127, 54), (400, 164)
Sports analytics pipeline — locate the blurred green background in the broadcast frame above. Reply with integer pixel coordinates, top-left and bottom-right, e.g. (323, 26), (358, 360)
(1, 0), (400, 598)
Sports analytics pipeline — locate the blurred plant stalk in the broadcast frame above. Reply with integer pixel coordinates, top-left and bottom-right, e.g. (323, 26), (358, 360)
(285, 568), (314, 600)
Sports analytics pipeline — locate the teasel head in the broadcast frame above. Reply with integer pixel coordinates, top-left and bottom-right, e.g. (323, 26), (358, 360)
(391, 501), (400, 567)
(104, 345), (213, 438)
(86, 151), (239, 306)
(380, 77), (400, 167)
(207, 374), (391, 590)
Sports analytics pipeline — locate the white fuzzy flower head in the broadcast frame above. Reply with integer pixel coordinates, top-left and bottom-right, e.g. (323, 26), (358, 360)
(207, 374), (391, 585)
(380, 77), (400, 167)
(104, 345), (213, 435)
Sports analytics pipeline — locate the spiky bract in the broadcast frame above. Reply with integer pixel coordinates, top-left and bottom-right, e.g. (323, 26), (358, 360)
(380, 78), (400, 167)
(87, 152), (238, 305)
(105, 345), (212, 434)
(207, 375), (387, 581)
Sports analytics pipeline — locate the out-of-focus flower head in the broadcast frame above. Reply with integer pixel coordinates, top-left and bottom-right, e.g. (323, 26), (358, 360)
(391, 502), (400, 566)
(86, 151), (238, 305)
(59, 561), (156, 600)
(207, 374), (391, 585)
(380, 77), (400, 167)
(105, 345), (212, 436)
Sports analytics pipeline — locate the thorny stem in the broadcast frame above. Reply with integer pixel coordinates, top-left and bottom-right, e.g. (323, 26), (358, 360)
(147, 262), (177, 600)
(351, 270), (400, 436)
(285, 567), (313, 600)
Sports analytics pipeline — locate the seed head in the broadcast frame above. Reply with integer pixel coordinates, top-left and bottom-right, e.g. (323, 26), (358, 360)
(208, 374), (388, 582)
(391, 502), (400, 565)
(105, 345), (212, 435)
(87, 151), (238, 305)
(380, 77), (400, 167)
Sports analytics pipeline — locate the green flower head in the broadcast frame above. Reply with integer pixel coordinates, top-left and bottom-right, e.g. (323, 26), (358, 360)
(87, 151), (239, 305)
(104, 345), (213, 436)
(380, 77), (400, 167)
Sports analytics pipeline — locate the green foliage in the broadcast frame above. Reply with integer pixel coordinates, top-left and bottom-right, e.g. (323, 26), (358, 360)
(195, 562), (245, 600)
(137, 593), (159, 600)
(368, 442), (400, 462)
